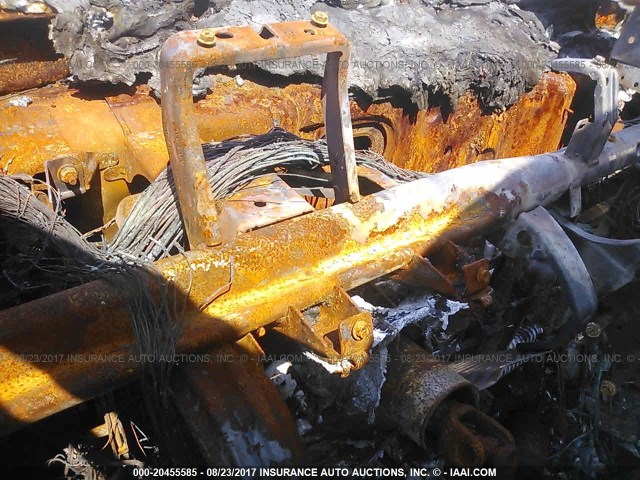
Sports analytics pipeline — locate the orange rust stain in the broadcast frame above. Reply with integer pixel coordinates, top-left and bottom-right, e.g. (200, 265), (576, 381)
(595, 2), (626, 29)
(360, 72), (576, 172)
(0, 72), (575, 219)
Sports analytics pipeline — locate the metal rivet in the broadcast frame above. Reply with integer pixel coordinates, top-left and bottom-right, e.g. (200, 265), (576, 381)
(311, 11), (329, 28)
(198, 29), (216, 47)
(600, 380), (617, 397)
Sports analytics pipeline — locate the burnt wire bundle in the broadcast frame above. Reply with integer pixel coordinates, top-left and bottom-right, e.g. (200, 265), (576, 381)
(109, 129), (424, 260)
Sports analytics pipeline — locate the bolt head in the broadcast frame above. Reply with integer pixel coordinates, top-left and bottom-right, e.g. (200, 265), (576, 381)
(198, 29), (216, 47)
(476, 266), (491, 284)
(58, 165), (78, 186)
(585, 322), (602, 338)
(351, 320), (370, 341)
(600, 380), (617, 397)
(311, 11), (329, 28)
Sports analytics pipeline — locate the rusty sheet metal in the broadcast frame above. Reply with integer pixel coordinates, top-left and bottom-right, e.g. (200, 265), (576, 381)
(376, 72), (577, 172)
(0, 16), (69, 95)
(1, 124), (639, 433)
(0, 70), (574, 238)
(0, 72), (574, 182)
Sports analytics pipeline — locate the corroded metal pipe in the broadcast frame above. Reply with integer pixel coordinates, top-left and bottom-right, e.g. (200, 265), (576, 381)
(0, 124), (639, 434)
(379, 336), (477, 448)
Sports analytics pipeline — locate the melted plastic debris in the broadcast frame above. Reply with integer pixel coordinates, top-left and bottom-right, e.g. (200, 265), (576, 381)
(265, 360), (298, 400)
(368, 294), (469, 347)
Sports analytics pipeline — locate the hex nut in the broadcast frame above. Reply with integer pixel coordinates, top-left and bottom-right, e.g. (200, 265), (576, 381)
(58, 164), (78, 186)
(311, 11), (329, 28)
(198, 29), (216, 47)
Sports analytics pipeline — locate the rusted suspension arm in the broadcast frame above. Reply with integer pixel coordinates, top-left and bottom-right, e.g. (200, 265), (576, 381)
(0, 125), (639, 434)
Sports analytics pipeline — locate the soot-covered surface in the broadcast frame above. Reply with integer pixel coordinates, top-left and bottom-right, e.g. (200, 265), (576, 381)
(5, 0), (557, 109)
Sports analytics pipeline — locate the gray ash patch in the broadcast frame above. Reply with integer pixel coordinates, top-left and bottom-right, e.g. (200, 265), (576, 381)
(38, 0), (554, 110)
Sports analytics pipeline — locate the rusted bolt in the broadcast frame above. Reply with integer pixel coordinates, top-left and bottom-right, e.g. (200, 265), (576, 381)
(477, 293), (493, 308)
(256, 327), (266, 337)
(311, 11), (329, 28)
(197, 29), (216, 47)
(58, 164), (78, 186)
(600, 380), (617, 397)
(585, 322), (602, 338)
(351, 320), (369, 341)
(475, 266), (491, 284)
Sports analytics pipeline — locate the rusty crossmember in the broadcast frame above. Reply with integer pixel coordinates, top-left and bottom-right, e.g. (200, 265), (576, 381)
(160, 18), (360, 248)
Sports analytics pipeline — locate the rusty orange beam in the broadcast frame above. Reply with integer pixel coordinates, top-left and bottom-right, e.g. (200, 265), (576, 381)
(0, 14), (69, 95)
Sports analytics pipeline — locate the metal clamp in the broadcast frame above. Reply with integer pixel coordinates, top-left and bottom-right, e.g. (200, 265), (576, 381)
(159, 18), (360, 248)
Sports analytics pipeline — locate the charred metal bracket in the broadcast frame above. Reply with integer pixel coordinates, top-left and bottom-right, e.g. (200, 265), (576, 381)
(553, 212), (640, 295)
(498, 206), (597, 351)
(394, 243), (492, 303)
(273, 286), (373, 376)
(551, 57), (619, 217)
(551, 58), (619, 166)
(433, 400), (516, 467)
(612, 6), (640, 69)
(612, 7), (640, 94)
(160, 19), (360, 248)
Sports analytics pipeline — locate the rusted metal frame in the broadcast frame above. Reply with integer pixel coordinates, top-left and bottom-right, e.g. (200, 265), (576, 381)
(1, 124), (639, 433)
(160, 20), (359, 248)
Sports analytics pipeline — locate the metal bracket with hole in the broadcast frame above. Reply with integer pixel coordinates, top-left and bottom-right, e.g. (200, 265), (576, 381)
(272, 286), (373, 376)
(551, 58), (619, 166)
(159, 20), (360, 248)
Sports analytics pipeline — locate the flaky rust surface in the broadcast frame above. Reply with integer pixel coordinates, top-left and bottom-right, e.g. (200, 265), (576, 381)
(0, 16), (69, 96)
(0, 72), (575, 183)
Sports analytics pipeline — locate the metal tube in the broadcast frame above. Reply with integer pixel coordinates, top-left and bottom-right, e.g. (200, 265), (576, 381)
(1, 125), (638, 433)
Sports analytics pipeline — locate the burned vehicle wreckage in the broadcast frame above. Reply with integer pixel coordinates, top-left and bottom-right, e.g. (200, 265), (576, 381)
(1, 0), (640, 478)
